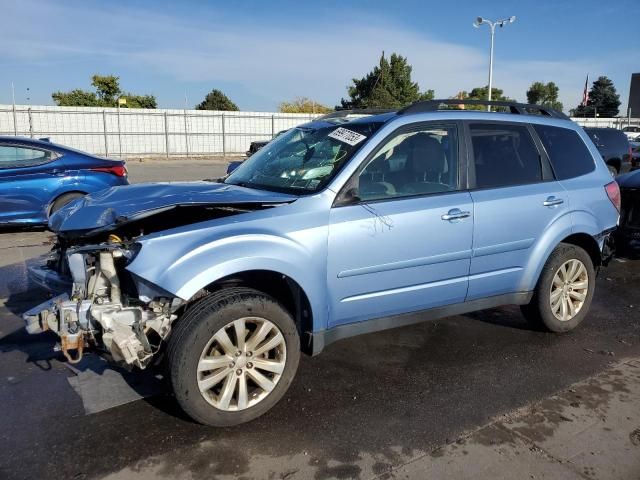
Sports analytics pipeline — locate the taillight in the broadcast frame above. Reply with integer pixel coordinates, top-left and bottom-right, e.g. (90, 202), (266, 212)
(605, 181), (621, 212)
(90, 165), (127, 177)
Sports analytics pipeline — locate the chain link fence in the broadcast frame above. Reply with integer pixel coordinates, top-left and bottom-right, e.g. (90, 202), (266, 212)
(0, 105), (318, 158)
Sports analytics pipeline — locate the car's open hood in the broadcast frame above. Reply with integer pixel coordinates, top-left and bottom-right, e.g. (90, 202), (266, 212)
(49, 181), (297, 236)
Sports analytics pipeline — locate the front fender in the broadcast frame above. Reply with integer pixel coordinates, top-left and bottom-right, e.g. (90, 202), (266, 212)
(127, 230), (329, 330)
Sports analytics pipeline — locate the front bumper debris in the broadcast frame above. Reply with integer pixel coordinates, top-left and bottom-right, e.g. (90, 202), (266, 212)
(23, 244), (180, 369)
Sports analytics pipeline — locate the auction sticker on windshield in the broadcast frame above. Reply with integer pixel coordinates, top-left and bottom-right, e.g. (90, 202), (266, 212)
(328, 127), (367, 146)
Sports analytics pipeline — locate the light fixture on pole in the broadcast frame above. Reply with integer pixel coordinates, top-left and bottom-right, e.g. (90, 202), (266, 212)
(473, 15), (516, 111)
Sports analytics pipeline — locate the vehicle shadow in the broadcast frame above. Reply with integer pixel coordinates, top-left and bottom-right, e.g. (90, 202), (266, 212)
(462, 304), (534, 330)
(0, 225), (48, 235)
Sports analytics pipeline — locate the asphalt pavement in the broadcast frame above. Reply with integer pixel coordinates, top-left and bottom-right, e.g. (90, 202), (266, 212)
(1, 159), (639, 480)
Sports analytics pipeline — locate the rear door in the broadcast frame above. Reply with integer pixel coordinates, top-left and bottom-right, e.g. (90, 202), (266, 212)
(465, 122), (569, 300)
(0, 144), (61, 224)
(327, 121), (473, 326)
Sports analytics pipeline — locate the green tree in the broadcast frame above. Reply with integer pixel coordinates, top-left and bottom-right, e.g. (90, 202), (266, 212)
(340, 52), (434, 109)
(51, 89), (99, 107)
(453, 86), (514, 110)
(195, 89), (239, 111)
(572, 76), (620, 117)
(121, 94), (157, 109)
(91, 75), (121, 105)
(279, 97), (332, 114)
(52, 75), (156, 108)
(526, 81), (563, 111)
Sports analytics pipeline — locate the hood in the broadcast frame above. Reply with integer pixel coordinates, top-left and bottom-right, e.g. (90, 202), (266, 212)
(49, 181), (297, 234)
(617, 169), (640, 189)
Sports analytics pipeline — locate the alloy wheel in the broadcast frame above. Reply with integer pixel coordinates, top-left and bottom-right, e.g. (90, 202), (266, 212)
(549, 259), (589, 321)
(196, 317), (287, 411)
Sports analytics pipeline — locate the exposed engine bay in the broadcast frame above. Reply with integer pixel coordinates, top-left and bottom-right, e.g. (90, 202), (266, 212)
(23, 202), (278, 368)
(24, 235), (181, 368)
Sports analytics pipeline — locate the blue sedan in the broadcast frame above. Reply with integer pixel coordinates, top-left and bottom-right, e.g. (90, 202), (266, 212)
(0, 136), (129, 227)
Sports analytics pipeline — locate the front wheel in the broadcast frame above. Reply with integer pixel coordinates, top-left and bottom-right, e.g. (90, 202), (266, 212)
(521, 243), (596, 332)
(168, 287), (300, 426)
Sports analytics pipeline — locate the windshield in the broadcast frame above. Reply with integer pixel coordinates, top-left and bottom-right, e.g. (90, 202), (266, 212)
(225, 122), (383, 194)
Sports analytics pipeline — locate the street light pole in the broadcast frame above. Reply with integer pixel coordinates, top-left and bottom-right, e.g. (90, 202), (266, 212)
(473, 16), (516, 111)
(487, 24), (495, 104)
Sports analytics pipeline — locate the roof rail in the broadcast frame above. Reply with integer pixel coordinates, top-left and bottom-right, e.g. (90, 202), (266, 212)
(398, 99), (569, 120)
(316, 108), (395, 121)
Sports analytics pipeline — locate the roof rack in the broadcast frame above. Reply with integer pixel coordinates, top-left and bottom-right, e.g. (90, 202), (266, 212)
(398, 99), (569, 120)
(315, 108), (395, 121)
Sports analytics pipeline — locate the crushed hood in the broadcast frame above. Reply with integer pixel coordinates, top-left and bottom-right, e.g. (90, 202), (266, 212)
(49, 181), (297, 235)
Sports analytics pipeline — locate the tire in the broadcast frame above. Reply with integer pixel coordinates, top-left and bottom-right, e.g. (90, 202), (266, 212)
(167, 287), (300, 427)
(50, 192), (85, 215)
(607, 165), (618, 177)
(520, 243), (596, 333)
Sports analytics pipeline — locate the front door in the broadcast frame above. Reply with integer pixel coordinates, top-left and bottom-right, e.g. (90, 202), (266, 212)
(327, 122), (473, 327)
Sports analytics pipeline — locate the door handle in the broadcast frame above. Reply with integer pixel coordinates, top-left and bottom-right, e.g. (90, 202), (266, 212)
(51, 169), (66, 177)
(543, 196), (564, 207)
(441, 208), (471, 221)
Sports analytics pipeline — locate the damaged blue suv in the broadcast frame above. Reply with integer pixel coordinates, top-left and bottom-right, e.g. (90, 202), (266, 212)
(24, 100), (620, 426)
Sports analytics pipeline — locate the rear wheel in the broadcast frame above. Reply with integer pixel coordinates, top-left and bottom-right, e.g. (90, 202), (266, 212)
(521, 243), (596, 332)
(50, 192), (85, 215)
(168, 287), (300, 426)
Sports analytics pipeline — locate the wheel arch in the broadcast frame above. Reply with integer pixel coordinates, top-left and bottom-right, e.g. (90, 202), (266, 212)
(47, 189), (87, 216)
(559, 233), (602, 268)
(193, 270), (315, 355)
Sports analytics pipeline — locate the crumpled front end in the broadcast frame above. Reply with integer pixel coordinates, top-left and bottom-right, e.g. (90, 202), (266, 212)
(23, 239), (182, 368)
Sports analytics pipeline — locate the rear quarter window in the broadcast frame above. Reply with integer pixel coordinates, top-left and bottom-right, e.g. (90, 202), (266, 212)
(533, 125), (595, 180)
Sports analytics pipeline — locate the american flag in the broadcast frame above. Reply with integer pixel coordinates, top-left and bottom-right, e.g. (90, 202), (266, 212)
(581, 75), (589, 106)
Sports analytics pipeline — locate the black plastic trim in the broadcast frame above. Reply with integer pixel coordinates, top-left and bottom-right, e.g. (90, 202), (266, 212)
(309, 291), (533, 355)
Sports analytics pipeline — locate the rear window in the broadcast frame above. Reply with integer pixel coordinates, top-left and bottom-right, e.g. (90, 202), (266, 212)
(534, 125), (595, 180)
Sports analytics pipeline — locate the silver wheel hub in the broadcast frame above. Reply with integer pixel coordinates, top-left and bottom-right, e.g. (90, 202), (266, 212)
(550, 259), (589, 322)
(197, 316), (286, 411)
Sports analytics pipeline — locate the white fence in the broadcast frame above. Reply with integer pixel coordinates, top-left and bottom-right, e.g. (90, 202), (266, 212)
(0, 105), (317, 158)
(1, 104), (638, 158)
(571, 117), (640, 129)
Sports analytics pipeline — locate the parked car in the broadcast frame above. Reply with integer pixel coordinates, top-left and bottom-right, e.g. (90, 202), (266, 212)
(583, 128), (632, 176)
(630, 141), (640, 170)
(616, 169), (640, 256)
(246, 130), (288, 157)
(622, 125), (640, 141)
(24, 100), (619, 427)
(0, 137), (128, 227)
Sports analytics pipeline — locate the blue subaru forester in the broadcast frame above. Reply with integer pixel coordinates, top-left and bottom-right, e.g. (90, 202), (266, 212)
(24, 100), (619, 426)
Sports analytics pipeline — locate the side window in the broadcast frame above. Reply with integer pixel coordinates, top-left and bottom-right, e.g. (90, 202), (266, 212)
(356, 124), (458, 201)
(534, 125), (595, 180)
(0, 146), (53, 169)
(470, 123), (542, 189)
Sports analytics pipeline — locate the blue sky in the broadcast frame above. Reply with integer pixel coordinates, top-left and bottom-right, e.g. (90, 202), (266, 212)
(1, 0), (639, 113)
